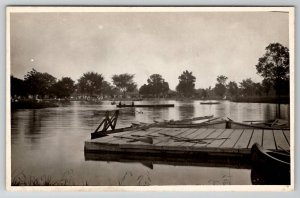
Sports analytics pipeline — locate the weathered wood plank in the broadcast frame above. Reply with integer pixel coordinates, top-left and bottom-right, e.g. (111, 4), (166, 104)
(155, 128), (197, 146)
(262, 130), (276, 150)
(234, 129), (253, 149)
(207, 129), (234, 148)
(247, 129), (263, 148)
(204, 129), (226, 146)
(135, 127), (191, 146)
(273, 130), (290, 151)
(220, 129), (243, 148)
(190, 128), (217, 147)
(178, 128), (208, 147)
(108, 127), (165, 144)
(163, 128), (202, 147)
(283, 130), (290, 145)
(92, 126), (165, 143)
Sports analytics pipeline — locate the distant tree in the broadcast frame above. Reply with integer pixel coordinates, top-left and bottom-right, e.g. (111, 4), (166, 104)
(216, 75), (228, 85)
(77, 72), (104, 97)
(214, 75), (228, 98)
(176, 70), (196, 97)
(102, 81), (117, 98)
(24, 68), (56, 98)
(214, 84), (226, 97)
(146, 74), (169, 97)
(202, 89), (208, 99)
(254, 82), (263, 96)
(261, 79), (273, 96)
(239, 78), (256, 96)
(139, 84), (151, 96)
(256, 43), (289, 98)
(11, 76), (27, 98)
(227, 81), (239, 97)
(51, 77), (75, 98)
(112, 73), (137, 98)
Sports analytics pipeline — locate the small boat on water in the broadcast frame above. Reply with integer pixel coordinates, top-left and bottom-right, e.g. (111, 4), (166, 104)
(200, 102), (220, 105)
(251, 143), (290, 185)
(116, 104), (174, 108)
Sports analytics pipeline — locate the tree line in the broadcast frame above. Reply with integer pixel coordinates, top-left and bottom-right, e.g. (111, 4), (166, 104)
(11, 43), (289, 101)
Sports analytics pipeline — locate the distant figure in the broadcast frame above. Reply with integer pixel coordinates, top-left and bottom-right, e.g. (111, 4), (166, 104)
(119, 101), (122, 106)
(132, 101), (134, 106)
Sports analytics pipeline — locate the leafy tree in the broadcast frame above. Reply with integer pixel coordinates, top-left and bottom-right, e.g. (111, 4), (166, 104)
(256, 43), (289, 97)
(51, 77), (75, 98)
(102, 81), (117, 97)
(254, 82), (263, 96)
(176, 70), (196, 97)
(77, 72), (104, 97)
(112, 73), (137, 98)
(201, 89), (208, 99)
(11, 76), (27, 98)
(139, 74), (169, 97)
(239, 78), (256, 96)
(216, 75), (228, 85)
(227, 81), (238, 97)
(24, 68), (56, 98)
(139, 84), (151, 96)
(214, 75), (228, 97)
(214, 84), (226, 97)
(261, 79), (273, 96)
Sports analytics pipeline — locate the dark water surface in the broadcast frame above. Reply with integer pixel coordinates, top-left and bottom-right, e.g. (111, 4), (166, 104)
(11, 100), (289, 185)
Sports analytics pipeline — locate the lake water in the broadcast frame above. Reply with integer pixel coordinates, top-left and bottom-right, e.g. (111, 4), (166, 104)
(10, 100), (289, 185)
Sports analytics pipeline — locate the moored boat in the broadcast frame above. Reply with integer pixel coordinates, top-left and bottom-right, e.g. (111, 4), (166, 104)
(116, 104), (174, 108)
(200, 102), (220, 105)
(251, 143), (290, 185)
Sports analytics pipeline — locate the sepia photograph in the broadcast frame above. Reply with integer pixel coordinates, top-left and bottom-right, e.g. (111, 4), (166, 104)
(6, 7), (294, 191)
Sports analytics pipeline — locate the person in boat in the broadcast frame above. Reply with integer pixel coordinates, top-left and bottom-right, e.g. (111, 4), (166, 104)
(119, 101), (122, 106)
(132, 101), (134, 106)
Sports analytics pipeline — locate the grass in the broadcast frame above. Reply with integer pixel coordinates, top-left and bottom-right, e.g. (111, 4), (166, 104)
(11, 169), (88, 186)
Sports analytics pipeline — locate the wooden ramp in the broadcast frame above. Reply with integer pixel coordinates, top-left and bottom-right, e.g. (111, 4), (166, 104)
(84, 127), (290, 165)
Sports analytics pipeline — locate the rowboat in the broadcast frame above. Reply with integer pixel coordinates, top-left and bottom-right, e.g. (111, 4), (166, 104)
(116, 104), (174, 108)
(227, 118), (290, 130)
(251, 143), (290, 185)
(200, 102), (220, 105)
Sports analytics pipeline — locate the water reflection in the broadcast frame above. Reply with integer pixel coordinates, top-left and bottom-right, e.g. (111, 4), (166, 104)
(11, 100), (289, 185)
(178, 102), (195, 120)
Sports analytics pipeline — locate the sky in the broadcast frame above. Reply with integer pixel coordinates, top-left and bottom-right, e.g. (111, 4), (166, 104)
(10, 11), (289, 90)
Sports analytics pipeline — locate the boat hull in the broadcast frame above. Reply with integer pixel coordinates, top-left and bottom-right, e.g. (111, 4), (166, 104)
(251, 143), (290, 185)
(116, 104), (174, 108)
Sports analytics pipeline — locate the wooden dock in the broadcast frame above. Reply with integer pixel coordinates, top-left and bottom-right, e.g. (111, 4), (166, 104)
(84, 127), (290, 166)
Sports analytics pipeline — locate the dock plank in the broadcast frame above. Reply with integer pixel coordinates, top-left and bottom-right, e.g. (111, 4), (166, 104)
(178, 128), (208, 147)
(273, 130), (290, 151)
(204, 129), (226, 146)
(90, 127), (161, 143)
(108, 127), (165, 144)
(220, 129), (244, 148)
(163, 128), (202, 147)
(247, 129), (263, 148)
(283, 130), (290, 145)
(140, 127), (192, 146)
(262, 130), (276, 150)
(234, 129), (253, 149)
(207, 129), (234, 148)
(155, 128), (198, 146)
(189, 128), (217, 147)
